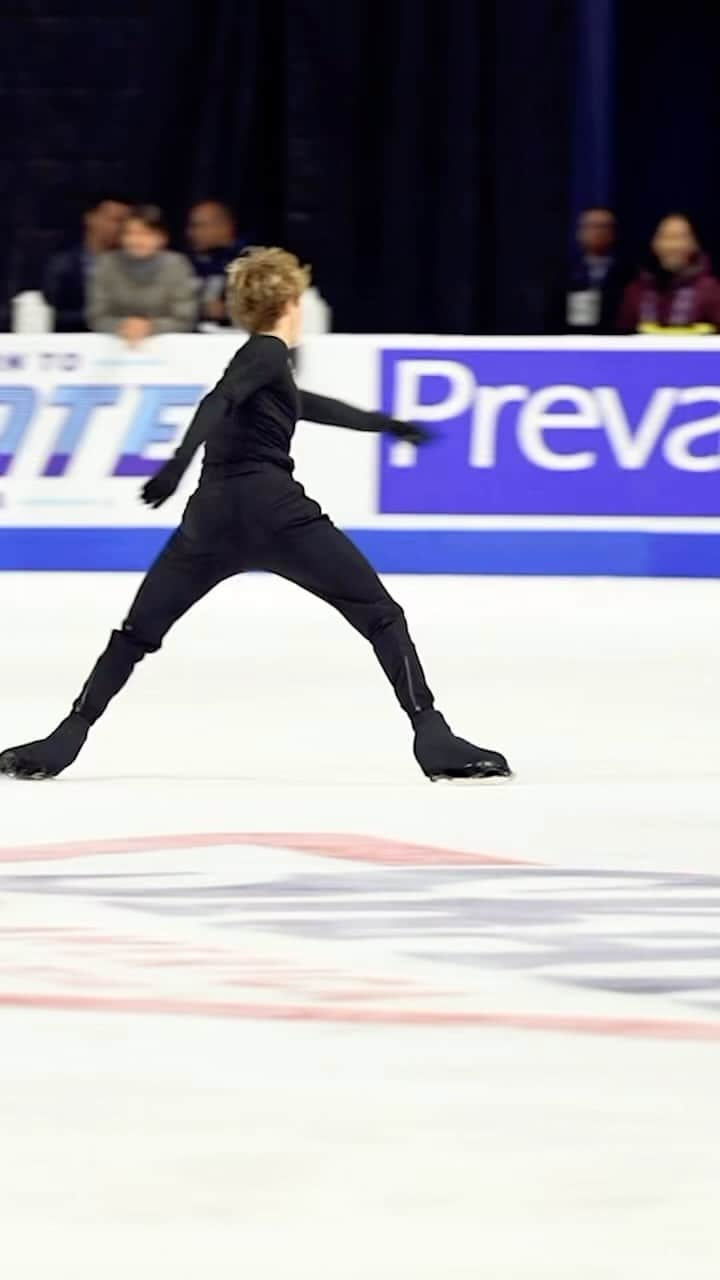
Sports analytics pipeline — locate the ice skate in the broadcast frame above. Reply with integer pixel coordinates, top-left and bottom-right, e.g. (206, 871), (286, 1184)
(0, 713), (89, 780)
(413, 709), (511, 782)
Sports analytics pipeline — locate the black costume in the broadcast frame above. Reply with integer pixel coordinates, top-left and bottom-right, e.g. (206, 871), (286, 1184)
(0, 335), (510, 782)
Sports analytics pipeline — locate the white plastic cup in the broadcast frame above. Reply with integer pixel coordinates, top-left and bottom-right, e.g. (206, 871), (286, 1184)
(301, 286), (332, 335)
(12, 291), (54, 334)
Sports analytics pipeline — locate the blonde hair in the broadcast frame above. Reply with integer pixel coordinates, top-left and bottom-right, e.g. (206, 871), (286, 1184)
(226, 246), (311, 331)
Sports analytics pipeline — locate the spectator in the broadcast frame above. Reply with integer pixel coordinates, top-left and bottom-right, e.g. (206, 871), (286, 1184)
(557, 207), (625, 334)
(618, 215), (720, 333)
(42, 194), (129, 332)
(186, 200), (248, 326)
(87, 204), (197, 342)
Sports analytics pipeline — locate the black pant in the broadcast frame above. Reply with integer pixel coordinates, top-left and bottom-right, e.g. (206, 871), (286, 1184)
(73, 471), (435, 727)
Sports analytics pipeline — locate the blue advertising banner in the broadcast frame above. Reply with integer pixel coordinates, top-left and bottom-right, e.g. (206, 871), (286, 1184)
(2, 334), (720, 575)
(379, 347), (720, 516)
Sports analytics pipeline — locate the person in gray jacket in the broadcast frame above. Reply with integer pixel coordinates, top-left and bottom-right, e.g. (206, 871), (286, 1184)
(87, 204), (197, 342)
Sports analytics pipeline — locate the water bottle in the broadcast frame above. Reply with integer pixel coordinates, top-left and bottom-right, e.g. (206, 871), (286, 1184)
(301, 286), (332, 335)
(12, 291), (54, 334)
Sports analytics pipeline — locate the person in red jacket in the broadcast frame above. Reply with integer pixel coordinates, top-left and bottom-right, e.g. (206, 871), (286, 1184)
(618, 215), (720, 333)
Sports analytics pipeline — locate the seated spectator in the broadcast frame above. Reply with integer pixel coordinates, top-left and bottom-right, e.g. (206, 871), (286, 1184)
(556, 207), (625, 334)
(42, 194), (129, 332)
(618, 215), (720, 333)
(186, 200), (248, 326)
(87, 204), (197, 342)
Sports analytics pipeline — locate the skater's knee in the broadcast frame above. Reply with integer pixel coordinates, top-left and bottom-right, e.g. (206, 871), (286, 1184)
(339, 595), (405, 643)
(367, 599), (405, 643)
(117, 620), (162, 657)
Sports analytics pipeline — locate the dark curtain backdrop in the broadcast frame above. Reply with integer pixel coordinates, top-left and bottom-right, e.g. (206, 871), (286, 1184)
(0, 0), (147, 321)
(7, 1), (720, 330)
(614, 0), (720, 274)
(286, 0), (575, 332)
(571, 0), (615, 223)
(286, 0), (573, 332)
(0, 0), (287, 311)
(0, 0), (574, 333)
(130, 0), (288, 246)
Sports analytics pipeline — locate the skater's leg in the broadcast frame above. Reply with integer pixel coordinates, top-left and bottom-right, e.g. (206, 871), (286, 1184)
(263, 516), (511, 779)
(0, 531), (237, 779)
(73, 531), (234, 724)
(265, 514), (434, 721)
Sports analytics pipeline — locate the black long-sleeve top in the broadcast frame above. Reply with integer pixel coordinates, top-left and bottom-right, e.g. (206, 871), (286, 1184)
(173, 333), (405, 482)
(42, 247), (90, 332)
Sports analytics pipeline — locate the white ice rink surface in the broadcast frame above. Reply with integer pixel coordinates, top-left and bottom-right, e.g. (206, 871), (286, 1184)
(1, 571), (720, 1278)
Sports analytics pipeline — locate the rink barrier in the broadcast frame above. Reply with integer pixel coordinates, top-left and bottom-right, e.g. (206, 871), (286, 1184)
(4, 334), (720, 576)
(0, 526), (718, 576)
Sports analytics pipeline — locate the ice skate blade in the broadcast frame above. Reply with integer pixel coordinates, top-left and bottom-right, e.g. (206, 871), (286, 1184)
(427, 766), (514, 784)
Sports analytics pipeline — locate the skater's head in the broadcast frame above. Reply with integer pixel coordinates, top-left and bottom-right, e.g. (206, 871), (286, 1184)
(226, 246), (310, 345)
(186, 201), (236, 253)
(122, 205), (169, 260)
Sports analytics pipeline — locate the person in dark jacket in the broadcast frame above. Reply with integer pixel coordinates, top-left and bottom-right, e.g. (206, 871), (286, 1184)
(186, 201), (249, 327)
(618, 215), (720, 333)
(42, 195), (130, 332)
(554, 207), (626, 334)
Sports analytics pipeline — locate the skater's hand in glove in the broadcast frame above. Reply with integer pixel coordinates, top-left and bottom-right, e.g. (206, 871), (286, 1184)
(387, 420), (436, 446)
(141, 457), (186, 508)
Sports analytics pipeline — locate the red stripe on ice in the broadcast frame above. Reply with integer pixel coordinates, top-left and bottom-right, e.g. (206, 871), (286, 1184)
(0, 832), (529, 866)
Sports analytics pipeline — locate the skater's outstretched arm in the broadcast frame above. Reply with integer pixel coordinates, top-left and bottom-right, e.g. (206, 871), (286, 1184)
(142, 355), (431, 508)
(299, 391), (433, 444)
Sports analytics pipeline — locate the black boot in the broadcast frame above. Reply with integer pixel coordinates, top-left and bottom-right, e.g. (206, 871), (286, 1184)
(413, 709), (511, 782)
(0, 712), (90, 780)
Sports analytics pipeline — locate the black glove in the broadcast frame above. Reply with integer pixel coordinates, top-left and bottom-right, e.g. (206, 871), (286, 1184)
(140, 456), (187, 509)
(386, 419), (436, 446)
